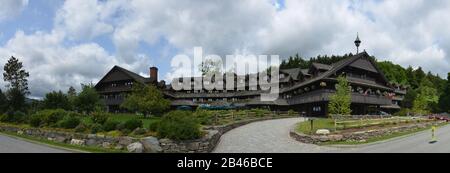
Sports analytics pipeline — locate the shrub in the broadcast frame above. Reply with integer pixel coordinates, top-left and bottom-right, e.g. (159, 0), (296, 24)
(194, 109), (213, 125)
(91, 112), (109, 124)
(40, 109), (67, 127)
(57, 115), (81, 129)
(148, 121), (159, 132)
(106, 130), (122, 137)
(393, 108), (411, 117)
(131, 127), (147, 135)
(90, 123), (103, 134)
(157, 111), (201, 140)
(119, 119), (143, 131)
(74, 123), (88, 133)
(288, 109), (296, 116)
(29, 114), (43, 127)
(67, 112), (83, 117)
(102, 119), (120, 132)
(0, 111), (27, 123)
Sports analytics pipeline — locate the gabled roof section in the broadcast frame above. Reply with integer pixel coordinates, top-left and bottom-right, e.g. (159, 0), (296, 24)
(300, 69), (310, 76)
(283, 52), (392, 93)
(280, 68), (301, 80)
(312, 62), (332, 71)
(95, 66), (148, 88)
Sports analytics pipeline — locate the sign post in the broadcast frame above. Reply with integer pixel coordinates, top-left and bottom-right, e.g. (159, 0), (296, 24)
(429, 125), (437, 144)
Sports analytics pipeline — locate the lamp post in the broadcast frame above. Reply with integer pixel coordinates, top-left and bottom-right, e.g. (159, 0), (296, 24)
(354, 33), (361, 54)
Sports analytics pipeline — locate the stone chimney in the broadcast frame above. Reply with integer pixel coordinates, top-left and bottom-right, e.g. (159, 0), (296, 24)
(150, 67), (158, 82)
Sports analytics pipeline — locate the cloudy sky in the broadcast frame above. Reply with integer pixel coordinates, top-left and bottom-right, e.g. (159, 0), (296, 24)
(0, 0), (449, 98)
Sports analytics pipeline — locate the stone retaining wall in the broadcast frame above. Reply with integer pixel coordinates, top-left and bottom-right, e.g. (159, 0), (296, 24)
(290, 121), (446, 144)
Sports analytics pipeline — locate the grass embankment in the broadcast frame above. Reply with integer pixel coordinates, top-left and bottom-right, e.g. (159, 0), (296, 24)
(296, 117), (434, 134)
(295, 116), (445, 145)
(0, 131), (126, 153)
(320, 122), (448, 145)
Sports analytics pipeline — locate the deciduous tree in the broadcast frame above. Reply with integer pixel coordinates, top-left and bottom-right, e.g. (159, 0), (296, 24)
(328, 75), (352, 116)
(121, 83), (170, 116)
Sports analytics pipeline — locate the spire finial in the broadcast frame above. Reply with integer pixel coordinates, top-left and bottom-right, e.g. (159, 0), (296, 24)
(354, 32), (361, 54)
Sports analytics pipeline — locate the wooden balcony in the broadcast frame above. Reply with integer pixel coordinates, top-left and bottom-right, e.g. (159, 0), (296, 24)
(97, 85), (132, 93)
(287, 89), (392, 105)
(102, 98), (125, 105)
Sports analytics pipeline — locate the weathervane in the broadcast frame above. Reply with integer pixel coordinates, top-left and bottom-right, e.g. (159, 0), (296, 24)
(354, 32), (361, 54)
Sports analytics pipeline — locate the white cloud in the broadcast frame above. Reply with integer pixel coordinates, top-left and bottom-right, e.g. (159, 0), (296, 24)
(0, 30), (150, 98)
(54, 0), (123, 40)
(0, 0), (28, 21)
(2, 0), (450, 98)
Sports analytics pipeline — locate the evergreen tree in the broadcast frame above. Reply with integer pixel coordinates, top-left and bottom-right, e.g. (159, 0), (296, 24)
(438, 73), (450, 113)
(0, 89), (6, 113)
(3, 56), (30, 111)
(67, 86), (77, 110)
(43, 91), (71, 110)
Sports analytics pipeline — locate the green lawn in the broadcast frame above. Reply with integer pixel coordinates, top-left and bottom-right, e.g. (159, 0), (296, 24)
(297, 118), (335, 134)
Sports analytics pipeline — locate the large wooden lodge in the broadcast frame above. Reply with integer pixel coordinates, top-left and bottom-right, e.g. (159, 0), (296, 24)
(95, 51), (406, 117)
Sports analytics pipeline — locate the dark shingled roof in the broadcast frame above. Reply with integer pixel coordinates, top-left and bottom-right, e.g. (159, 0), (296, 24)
(312, 62), (332, 70)
(95, 65), (156, 88)
(280, 68), (301, 80)
(300, 69), (310, 76)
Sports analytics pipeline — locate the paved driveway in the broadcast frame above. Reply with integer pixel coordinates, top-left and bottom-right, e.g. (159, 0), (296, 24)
(213, 117), (337, 153)
(213, 117), (450, 153)
(0, 134), (71, 153)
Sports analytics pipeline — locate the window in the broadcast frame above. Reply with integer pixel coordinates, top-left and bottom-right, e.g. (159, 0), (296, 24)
(313, 106), (322, 112)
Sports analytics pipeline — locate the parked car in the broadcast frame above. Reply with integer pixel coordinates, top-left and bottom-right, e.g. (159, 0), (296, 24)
(428, 114), (450, 122)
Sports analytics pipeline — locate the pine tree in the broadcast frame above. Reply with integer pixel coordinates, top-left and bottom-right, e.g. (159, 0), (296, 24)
(438, 73), (450, 113)
(3, 56), (30, 111)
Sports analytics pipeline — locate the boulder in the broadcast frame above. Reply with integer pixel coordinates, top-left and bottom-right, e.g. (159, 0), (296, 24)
(86, 139), (98, 146)
(140, 137), (162, 153)
(102, 142), (111, 149)
(328, 134), (343, 141)
(118, 137), (133, 146)
(114, 145), (124, 150)
(17, 130), (24, 135)
(315, 129), (330, 135)
(70, 139), (86, 146)
(127, 142), (144, 153)
(55, 136), (67, 143)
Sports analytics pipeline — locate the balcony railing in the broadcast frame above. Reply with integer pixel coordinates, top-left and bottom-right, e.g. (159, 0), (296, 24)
(97, 85), (132, 93)
(102, 98), (125, 105)
(287, 89), (392, 105)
